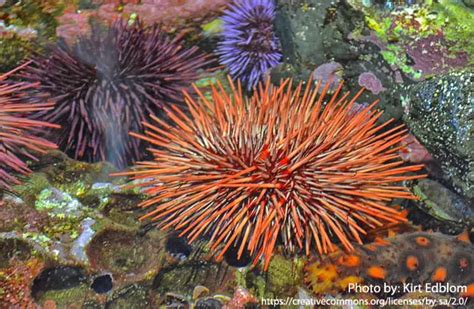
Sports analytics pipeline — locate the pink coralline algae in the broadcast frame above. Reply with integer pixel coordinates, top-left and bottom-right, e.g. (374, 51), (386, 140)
(398, 134), (433, 164)
(224, 287), (257, 309)
(124, 0), (230, 25)
(56, 12), (95, 44)
(358, 71), (385, 95)
(311, 62), (343, 92)
(56, 0), (231, 42)
(406, 33), (469, 77)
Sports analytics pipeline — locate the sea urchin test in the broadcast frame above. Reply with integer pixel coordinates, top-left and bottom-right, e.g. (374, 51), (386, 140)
(116, 77), (426, 270)
(20, 20), (213, 167)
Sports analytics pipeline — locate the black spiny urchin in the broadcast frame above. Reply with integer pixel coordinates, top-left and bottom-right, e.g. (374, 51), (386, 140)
(22, 20), (213, 167)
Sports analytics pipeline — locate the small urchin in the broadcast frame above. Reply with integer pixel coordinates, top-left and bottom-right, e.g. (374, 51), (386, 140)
(216, 0), (281, 90)
(116, 77), (426, 270)
(0, 62), (59, 191)
(22, 19), (213, 167)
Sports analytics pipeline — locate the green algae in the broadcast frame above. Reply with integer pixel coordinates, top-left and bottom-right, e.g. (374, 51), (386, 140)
(13, 173), (51, 206)
(201, 18), (223, 36)
(413, 185), (458, 222)
(266, 255), (304, 296)
(38, 284), (90, 307)
(0, 0), (69, 70)
(363, 1), (474, 78)
(435, 0), (474, 61)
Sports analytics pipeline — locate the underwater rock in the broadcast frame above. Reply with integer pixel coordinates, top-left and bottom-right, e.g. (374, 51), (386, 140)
(273, 0), (404, 122)
(31, 266), (88, 299)
(305, 231), (474, 298)
(311, 62), (344, 92)
(86, 228), (164, 286)
(464, 0), (474, 8)
(153, 260), (235, 296)
(358, 71), (385, 95)
(70, 218), (96, 265)
(0, 258), (44, 307)
(35, 188), (84, 218)
(413, 179), (474, 227)
(0, 195), (48, 233)
(274, 0), (361, 78)
(105, 283), (154, 307)
(56, 0), (231, 42)
(0, 236), (36, 268)
(405, 33), (470, 78)
(402, 71), (474, 203)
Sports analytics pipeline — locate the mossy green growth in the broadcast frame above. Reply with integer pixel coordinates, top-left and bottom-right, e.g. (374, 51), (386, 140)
(0, 0), (71, 69)
(21, 232), (53, 252)
(13, 173), (51, 205)
(35, 188), (82, 217)
(38, 284), (90, 307)
(0, 35), (35, 71)
(1, 0), (66, 38)
(234, 268), (248, 288)
(413, 184), (458, 222)
(201, 18), (223, 36)
(380, 47), (422, 79)
(434, 0), (474, 62)
(58, 181), (89, 199)
(266, 255), (304, 295)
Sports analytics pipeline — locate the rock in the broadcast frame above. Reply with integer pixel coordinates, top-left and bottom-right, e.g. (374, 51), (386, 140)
(272, 0), (404, 122)
(463, 0), (474, 8)
(86, 228), (164, 286)
(35, 188), (84, 219)
(70, 218), (96, 264)
(402, 71), (474, 204)
(106, 284), (153, 308)
(273, 0), (361, 79)
(31, 266), (88, 299)
(413, 179), (474, 227)
(153, 260), (235, 296)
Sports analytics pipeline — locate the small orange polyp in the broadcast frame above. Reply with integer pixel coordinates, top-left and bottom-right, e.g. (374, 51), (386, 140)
(367, 266), (386, 280)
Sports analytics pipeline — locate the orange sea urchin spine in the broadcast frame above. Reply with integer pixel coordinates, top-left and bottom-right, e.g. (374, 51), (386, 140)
(0, 62), (59, 191)
(117, 76), (426, 270)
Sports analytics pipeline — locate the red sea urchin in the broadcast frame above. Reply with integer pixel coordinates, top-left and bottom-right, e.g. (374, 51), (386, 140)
(0, 63), (59, 191)
(116, 77), (426, 270)
(21, 20), (213, 167)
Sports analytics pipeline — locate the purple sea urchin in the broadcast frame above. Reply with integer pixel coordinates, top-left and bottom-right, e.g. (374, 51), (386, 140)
(22, 20), (213, 167)
(216, 0), (281, 90)
(0, 63), (59, 191)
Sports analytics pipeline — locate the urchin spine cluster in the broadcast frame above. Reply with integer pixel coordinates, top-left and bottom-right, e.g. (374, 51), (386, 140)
(0, 62), (59, 190)
(116, 76), (425, 270)
(217, 0), (281, 90)
(21, 20), (213, 167)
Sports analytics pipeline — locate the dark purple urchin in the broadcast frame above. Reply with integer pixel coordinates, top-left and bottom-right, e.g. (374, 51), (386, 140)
(216, 0), (281, 90)
(21, 20), (213, 167)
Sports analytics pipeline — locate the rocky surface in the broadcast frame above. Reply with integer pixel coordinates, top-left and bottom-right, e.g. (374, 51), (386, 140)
(402, 71), (474, 205)
(0, 151), (308, 307)
(272, 0), (407, 122)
